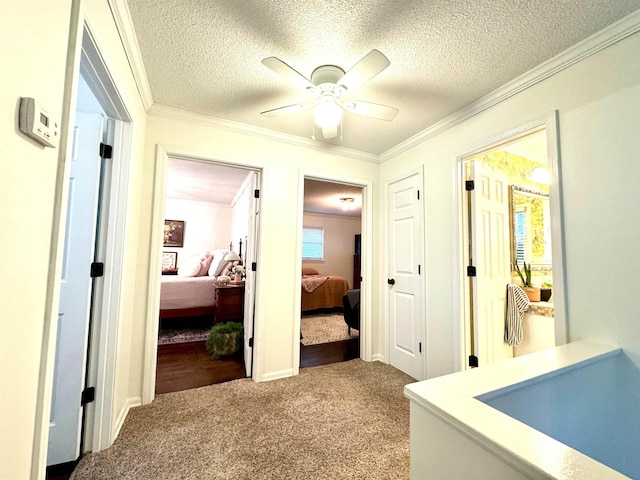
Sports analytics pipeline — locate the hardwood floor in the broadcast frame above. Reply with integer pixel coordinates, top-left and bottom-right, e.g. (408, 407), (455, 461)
(300, 337), (360, 368)
(156, 341), (245, 394)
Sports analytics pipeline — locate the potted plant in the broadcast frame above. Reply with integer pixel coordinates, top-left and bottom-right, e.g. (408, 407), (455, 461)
(540, 281), (553, 302)
(515, 260), (540, 302)
(206, 321), (243, 360)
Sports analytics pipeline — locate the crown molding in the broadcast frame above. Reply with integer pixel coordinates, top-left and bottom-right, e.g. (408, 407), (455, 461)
(107, 0), (154, 110)
(380, 9), (640, 163)
(148, 104), (380, 163)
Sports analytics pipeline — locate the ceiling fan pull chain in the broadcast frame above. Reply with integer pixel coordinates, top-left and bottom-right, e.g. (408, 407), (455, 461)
(339, 117), (343, 142)
(311, 115), (316, 141)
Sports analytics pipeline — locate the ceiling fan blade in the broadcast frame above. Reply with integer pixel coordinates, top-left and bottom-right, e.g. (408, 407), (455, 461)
(341, 100), (399, 121)
(262, 57), (315, 90)
(337, 49), (390, 92)
(260, 103), (315, 117)
(322, 125), (338, 139)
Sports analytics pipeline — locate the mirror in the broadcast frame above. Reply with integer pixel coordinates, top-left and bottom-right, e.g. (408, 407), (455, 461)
(509, 185), (552, 269)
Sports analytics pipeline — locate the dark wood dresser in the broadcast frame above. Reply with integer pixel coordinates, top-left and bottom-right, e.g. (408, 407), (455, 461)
(213, 283), (245, 324)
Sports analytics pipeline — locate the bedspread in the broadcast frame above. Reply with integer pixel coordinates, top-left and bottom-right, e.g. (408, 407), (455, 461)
(301, 275), (348, 312)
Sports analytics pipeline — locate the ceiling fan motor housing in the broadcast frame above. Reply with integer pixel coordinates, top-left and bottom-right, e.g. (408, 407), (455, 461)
(311, 65), (345, 87)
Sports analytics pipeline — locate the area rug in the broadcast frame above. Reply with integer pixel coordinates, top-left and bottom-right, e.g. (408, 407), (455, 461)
(71, 359), (413, 480)
(157, 327), (209, 345)
(301, 313), (359, 345)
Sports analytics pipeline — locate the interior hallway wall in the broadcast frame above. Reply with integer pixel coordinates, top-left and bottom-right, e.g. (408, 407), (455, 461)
(379, 29), (640, 378)
(136, 112), (380, 386)
(0, 0), (149, 477)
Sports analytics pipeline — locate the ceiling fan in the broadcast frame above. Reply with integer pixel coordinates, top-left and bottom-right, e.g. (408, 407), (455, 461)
(260, 49), (399, 140)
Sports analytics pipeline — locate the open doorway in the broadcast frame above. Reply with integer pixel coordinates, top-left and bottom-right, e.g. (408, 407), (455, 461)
(299, 178), (363, 368)
(155, 158), (260, 394)
(459, 123), (565, 368)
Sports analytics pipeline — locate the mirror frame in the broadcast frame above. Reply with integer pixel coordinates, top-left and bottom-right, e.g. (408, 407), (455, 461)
(509, 185), (551, 270)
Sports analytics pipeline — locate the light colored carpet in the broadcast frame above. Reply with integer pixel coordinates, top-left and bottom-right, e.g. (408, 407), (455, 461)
(301, 313), (359, 345)
(71, 360), (414, 480)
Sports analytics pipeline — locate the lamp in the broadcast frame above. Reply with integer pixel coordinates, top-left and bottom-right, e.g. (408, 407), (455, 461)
(224, 251), (241, 262)
(224, 251), (243, 284)
(313, 99), (342, 128)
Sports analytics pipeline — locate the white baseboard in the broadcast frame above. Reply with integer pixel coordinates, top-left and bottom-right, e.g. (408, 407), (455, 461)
(372, 353), (386, 363)
(259, 369), (294, 382)
(113, 396), (141, 441)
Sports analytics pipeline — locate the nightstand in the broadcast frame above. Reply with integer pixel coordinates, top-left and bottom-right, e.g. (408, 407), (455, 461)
(213, 283), (245, 324)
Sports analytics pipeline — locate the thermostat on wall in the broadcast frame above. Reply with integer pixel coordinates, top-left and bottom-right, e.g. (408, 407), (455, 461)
(19, 97), (59, 148)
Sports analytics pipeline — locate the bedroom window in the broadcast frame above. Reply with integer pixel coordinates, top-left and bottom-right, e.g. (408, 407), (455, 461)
(302, 227), (324, 260)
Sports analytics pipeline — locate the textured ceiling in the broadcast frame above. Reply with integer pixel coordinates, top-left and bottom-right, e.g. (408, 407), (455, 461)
(126, 0), (640, 156)
(167, 158), (362, 217)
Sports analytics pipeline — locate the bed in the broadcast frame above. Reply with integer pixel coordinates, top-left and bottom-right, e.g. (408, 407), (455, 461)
(159, 249), (236, 319)
(159, 275), (217, 319)
(301, 267), (349, 313)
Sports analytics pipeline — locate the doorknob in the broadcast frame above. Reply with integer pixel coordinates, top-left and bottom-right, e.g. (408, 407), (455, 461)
(387, 278), (395, 285)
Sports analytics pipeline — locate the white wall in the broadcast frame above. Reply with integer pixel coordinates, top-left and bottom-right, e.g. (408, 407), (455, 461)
(303, 212), (361, 288)
(164, 198), (232, 265)
(137, 113), (379, 387)
(380, 30), (640, 379)
(0, 1), (148, 477)
(0, 3), (72, 477)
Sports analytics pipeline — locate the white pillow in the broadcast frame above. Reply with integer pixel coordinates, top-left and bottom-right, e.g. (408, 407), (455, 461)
(208, 249), (228, 276)
(178, 256), (203, 277)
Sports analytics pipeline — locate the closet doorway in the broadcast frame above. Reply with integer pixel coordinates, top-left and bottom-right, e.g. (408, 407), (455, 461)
(299, 178), (363, 368)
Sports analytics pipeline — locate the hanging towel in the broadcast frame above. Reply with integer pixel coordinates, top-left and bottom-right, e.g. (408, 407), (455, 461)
(504, 284), (530, 346)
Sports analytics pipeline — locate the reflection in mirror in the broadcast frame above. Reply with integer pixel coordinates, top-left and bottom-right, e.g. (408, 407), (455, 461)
(509, 186), (551, 268)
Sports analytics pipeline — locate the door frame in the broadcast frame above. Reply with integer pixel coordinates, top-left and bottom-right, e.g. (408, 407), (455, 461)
(453, 112), (567, 371)
(383, 167), (426, 379)
(142, 146), (263, 403)
(34, 15), (133, 478)
(293, 171), (373, 374)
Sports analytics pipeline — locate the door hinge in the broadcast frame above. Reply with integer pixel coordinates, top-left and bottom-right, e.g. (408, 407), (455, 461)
(90, 262), (104, 278)
(99, 142), (113, 159)
(465, 180), (474, 191)
(248, 337), (254, 348)
(251, 262), (257, 272)
(417, 190), (420, 200)
(469, 355), (479, 368)
(418, 264), (421, 275)
(419, 342), (422, 353)
(254, 189), (260, 198)
(467, 265), (476, 277)
(81, 386), (95, 405)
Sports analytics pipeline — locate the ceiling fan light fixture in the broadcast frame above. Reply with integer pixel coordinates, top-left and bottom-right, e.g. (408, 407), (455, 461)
(313, 100), (342, 128)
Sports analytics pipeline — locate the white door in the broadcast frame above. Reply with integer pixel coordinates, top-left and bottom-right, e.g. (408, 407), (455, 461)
(48, 96), (105, 464)
(243, 172), (260, 377)
(469, 160), (512, 366)
(388, 172), (424, 380)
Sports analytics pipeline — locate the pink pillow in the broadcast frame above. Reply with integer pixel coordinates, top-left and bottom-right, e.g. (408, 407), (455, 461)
(198, 254), (213, 276)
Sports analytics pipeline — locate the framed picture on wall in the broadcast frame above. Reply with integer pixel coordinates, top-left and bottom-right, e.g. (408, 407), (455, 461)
(164, 220), (185, 247)
(162, 251), (177, 269)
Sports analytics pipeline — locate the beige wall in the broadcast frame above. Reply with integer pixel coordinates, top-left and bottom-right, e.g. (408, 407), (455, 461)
(379, 30), (640, 378)
(302, 212), (361, 288)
